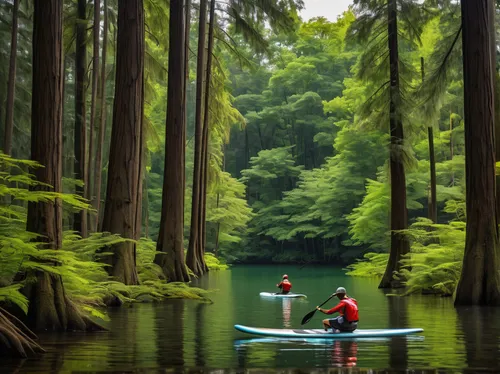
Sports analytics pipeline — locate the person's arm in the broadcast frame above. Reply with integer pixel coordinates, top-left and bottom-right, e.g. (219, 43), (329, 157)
(277, 281), (283, 288)
(316, 302), (343, 315)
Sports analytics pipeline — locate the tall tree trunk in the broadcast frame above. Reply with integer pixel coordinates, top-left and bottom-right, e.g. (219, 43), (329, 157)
(101, 0), (144, 285)
(3, 0), (19, 156)
(88, 0), (100, 232)
(26, 0), (102, 332)
(379, 0), (410, 289)
(93, 0), (108, 230)
(73, 0), (88, 238)
(187, 0), (208, 276)
(490, 0), (500, 222)
(182, 0), (190, 228)
(455, 0), (500, 306)
(198, 0), (216, 274)
(421, 58), (437, 223)
(214, 145), (225, 257)
(135, 111), (145, 242)
(154, 0), (190, 282)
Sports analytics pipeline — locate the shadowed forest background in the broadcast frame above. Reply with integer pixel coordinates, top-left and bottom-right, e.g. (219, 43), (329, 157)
(1, 0), (500, 363)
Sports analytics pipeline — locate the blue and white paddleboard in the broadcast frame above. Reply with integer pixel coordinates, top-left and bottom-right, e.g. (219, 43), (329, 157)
(259, 292), (307, 298)
(234, 324), (423, 339)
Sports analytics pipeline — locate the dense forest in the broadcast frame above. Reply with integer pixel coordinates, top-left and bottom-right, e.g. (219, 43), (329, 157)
(1, 0), (500, 359)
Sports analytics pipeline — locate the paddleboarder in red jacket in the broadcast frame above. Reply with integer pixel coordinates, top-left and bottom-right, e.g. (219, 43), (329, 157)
(316, 287), (358, 332)
(276, 274), (292, 294)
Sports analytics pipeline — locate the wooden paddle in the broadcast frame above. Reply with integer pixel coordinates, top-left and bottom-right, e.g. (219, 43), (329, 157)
(300, 293), (336, 325)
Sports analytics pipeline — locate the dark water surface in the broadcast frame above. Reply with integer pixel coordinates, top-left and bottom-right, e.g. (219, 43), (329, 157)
(5, 265), (500, 372)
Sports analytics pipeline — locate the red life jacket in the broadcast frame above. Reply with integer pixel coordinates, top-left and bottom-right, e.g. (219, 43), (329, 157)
(279, 279), (292, 292)
(342, 298), (359, 322)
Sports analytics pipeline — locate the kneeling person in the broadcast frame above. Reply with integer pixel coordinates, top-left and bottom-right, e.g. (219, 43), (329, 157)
(316, 287), (358, 333)
(276, 274), (292, 294)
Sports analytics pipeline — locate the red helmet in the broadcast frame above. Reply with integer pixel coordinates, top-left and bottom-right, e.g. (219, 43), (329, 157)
(282, 274), (288, 279)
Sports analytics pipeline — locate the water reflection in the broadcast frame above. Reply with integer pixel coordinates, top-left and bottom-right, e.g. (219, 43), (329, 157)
(282, 298), (292, 327)
(195, 302), (207, 367)
(388, 294), (408, 369)
(330, 340), (358, 367)
(6, 266), (500, 372)
(155, 300), (184, 367)
(457, 306), (500, 370)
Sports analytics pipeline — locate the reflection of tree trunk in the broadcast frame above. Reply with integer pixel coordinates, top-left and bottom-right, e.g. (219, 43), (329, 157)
(379, 0), (410, 289)
(457, 307), (500, 369)
(387, 296), (408, 368)
(195, 303), (206, 367)
(155, 301), (185, 366)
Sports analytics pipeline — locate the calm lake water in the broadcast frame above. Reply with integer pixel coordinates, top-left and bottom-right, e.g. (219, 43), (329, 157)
(5, 265), (500, 373)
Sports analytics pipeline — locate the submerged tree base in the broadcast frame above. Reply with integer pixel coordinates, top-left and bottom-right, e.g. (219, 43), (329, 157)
(0, 308), (45, 358)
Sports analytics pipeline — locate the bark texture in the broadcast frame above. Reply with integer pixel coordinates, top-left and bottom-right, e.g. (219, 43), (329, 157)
(454, 0), (500, 306)
(3, 0), (19, 156)
(73, 0), (88, 238)
(93, 0), (108, 230)
(101, 0), (144, 285)
(187, 0), (208, 276)
(27, 0), (103, 331)
(88, 0), (101, 232)
(154, 0), (190, 282)
(379, 0), (410, 289)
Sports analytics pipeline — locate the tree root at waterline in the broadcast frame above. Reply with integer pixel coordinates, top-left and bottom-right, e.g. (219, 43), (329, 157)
(0, 308), (45, 358)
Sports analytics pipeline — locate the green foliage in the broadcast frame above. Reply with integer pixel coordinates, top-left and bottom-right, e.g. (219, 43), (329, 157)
(399, 218), (465, 296)
(0, 154), (210, 323)
(204, 253), (229, 271)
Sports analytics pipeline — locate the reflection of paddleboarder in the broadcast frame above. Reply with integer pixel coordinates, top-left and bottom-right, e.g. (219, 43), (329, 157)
(330, 340), (358, 367)
(282, 298), (291, 328)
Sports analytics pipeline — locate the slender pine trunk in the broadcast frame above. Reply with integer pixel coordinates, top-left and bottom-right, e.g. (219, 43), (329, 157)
(73, 0), (88, 238)
(93, 0), (108, 230)
(88, 0), (100, 232)
(3, 0), (19, 156)
(379, 0), (410, 289)
(198, 0), (216, 274)
(187, 0), (208, 276)
(421, 58), (437, 223)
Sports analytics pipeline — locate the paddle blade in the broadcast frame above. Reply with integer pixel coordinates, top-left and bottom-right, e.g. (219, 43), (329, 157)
(301, 310), (316, 325)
